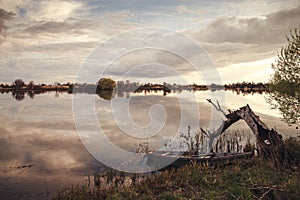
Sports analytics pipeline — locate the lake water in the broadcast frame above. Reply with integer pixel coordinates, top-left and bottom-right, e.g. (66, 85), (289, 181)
(0, 90), (298, 199)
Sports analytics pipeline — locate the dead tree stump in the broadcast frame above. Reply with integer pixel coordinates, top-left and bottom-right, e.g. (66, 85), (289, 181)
(207, 100), (293, 168)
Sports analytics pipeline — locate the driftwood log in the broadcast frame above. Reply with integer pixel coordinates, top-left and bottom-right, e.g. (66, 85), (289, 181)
(204, 100), (293, 168)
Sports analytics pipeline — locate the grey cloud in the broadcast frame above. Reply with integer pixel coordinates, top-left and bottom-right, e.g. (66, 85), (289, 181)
(183, 5), (300, 67)
(198, 5), (300, 45)
(202, 42), (281, 67)
(79, 30), (219, 82)
(107, 49), (193, 78)
(24, 18), (100, 34)
(0, 8), (15, 32)
(0, 8), (15, 44)
(23, 9), (137, 36)
(26, 41), (96, 55)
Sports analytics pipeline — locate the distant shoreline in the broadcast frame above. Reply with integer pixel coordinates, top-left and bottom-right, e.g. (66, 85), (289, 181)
(0, 80), (270, 101)
(0, 81), (269, 92)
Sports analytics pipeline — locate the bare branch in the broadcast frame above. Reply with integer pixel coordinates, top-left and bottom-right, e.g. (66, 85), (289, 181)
(206, 99), (227, 116)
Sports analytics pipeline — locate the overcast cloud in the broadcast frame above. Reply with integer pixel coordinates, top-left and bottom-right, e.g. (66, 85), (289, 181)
(0, 8), (15, 44)
(195, 5), (300, 44)
(0, 0), (299, 84)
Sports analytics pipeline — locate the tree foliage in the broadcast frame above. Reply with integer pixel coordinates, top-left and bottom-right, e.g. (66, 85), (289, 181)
(271, 29), (300, 85)
(268, 29), (300, 126)
(97, 78), (116, 90)
(267, 91), (299, 125)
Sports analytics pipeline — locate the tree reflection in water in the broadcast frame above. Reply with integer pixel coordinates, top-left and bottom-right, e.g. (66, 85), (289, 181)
(11, 90), (25, 101)
(97, 89), (115, 100)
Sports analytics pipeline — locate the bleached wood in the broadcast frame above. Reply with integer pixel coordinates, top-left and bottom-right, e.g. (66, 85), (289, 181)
(207, 101), (292, 167)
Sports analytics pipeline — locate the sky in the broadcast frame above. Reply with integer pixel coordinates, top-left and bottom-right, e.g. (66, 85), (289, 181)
(0, 0), (299, 84)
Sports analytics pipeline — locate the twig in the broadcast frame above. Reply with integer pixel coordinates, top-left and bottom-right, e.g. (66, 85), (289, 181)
(206, 99), (227, 116)
(258, 188), (272, 200)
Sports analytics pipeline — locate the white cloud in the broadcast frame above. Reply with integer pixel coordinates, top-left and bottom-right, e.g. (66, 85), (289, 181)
(0, 0), (85, 21)
(176, 5), (189, 13)
(28, 0), (84, 21)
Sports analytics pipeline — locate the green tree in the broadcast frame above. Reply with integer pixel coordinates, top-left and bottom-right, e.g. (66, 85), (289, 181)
(97, 78), (116, 90)
(270, 29), (300, 85)
(268, 29), (300, 126)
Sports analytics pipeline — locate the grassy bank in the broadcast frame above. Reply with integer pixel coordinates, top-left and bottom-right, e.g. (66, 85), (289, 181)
(56, 138), (300, 200)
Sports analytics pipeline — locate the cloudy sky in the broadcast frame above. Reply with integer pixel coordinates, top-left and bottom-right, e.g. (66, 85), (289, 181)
(0, 0), (299, 84)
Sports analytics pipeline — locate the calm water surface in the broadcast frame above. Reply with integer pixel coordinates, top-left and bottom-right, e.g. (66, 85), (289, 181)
(0, 90), (298, 199)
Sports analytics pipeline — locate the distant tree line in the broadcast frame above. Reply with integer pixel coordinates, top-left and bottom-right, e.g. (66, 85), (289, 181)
(225, 82), (268, 89)
(0, 78), (273, 101)
(0, 79), (74, 90)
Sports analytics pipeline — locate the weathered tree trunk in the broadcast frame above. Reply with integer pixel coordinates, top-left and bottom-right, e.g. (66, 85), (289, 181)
(206, 100), (293, 168)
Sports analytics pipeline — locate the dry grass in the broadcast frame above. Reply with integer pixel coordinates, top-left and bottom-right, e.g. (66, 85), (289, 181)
(55, 154), (299, 200)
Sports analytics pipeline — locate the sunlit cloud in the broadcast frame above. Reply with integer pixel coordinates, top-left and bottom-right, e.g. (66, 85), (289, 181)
(218, 57), (276, 83)
(0, 0), (299, 84)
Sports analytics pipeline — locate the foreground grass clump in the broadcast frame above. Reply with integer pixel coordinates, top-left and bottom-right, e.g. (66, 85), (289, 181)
(55, 156), (299, 200)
